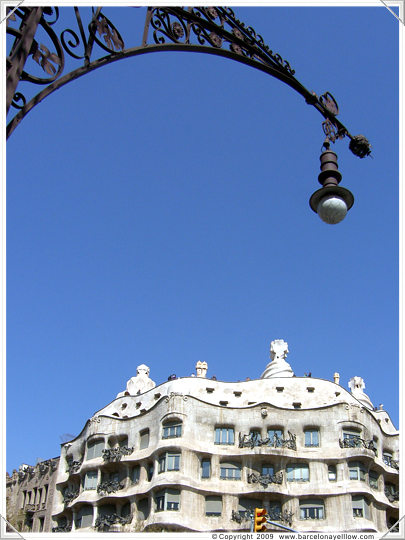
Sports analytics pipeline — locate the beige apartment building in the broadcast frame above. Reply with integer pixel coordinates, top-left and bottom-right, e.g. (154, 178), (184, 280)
(7, 340), (399, 533)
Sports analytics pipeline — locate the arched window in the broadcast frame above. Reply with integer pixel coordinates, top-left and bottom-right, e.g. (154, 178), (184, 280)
(158, 452), (181, 473)
(220, 462), (241, 480)
(86, 439), (104, 460)
(162, 419), (182, 439)
(352, 496), (370, 519)
(268, 428), (283, 447)
(76, 505), (93, 528)
(348, 461), (366, 481)
(300, 499), (325, 520)
(139, 429), (149, 449)
(205, 496), (222, 516)
(286, 463), (309, 482)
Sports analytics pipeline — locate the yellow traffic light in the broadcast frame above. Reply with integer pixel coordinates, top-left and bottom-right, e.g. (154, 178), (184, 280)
(254, 508), (267, 532)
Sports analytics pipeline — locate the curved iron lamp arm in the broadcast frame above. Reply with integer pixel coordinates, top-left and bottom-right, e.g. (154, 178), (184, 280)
(6, 5), (371, 158)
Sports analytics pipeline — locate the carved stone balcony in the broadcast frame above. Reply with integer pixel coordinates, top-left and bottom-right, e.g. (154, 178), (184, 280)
(247, 471), (283, 487)
(239, 431), (296, 451)
(25, 503), (36, 513)
(97, 479), (124, 496)
(102, 446), (134, 463)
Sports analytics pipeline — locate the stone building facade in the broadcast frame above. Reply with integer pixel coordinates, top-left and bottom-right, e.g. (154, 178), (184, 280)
(47, 340), (399, 533)
(6, 457), (59, 533)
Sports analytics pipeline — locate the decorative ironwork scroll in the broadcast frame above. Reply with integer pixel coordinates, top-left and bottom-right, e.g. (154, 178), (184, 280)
(6, 5), (370, 155)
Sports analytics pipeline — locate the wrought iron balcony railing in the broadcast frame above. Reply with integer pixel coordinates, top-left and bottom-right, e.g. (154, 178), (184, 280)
(94, 513), (132, 531)
(239, 431), (296, 450)
(102, 446), (134, 463)
(338, 437), (377, 455)
(247, 471), (283, 486)
(97, 479), (124, 495)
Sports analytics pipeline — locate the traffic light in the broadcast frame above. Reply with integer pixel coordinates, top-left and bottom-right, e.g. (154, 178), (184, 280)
(254, 508), (267, 532)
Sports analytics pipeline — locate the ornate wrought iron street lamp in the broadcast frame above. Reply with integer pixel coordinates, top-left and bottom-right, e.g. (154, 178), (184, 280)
(5, 6), (372, 224)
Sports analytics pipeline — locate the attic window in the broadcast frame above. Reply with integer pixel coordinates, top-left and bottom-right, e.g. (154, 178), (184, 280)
(121, 403), (127, 410)
(154, 393), (161, 399)
(335, 392), (341, 397)
(140, 408), (147, 414)
(248, 401), (255, 405)
(276, 387), (284, 392)
(136, 402), (142, 409)
(234, 391), (242, 397)
(220, 401), (228, 406)
(293, 402), (302, 409)
(112, 413), (119, 417)
(206, 388), (215, 393)
(307, 387), (315, 393)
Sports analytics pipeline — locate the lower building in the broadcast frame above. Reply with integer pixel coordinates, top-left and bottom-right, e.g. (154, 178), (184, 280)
(6, 457), (59, 533)
(7, 340), (399, 533)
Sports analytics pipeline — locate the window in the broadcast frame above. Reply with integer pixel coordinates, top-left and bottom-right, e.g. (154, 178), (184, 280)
(304, 429), (319, 447)
(238, 498), (262, 519)
(383, 451), (393, 466)
(83, 470), (98, 490)
(352, 496), (370, 519)
(343, 429), (362, 447)
(220, 462), (241, 480)
(38, 517), (44, 532)
(268, 502), (282, 521)
(300, 499), (325, 520)
(215, 427), (234, 445)
(99, 504), (116, 518)
(76, 505), (93, 528)
(328, 465), (337, 481)
(132, 465), (140, 484)
(137, 498), (149, 520)
(121, 502), (131, 518)
(87, 439), (104, 460)
(201, 459), (211, 479)
(162, 420), (182, 439)
(205, 496), (222, 516)
(268, 429), (283, 447)
(349, 461), (366, 481)
(158, 452), (180, 473)
(155, 489), (180, 511)
(262, 464), (274, 477)
(369, 470), (379, 489)
(147, 462), (154, 481)
(287, 464), (309, 482)
(139, 429), (149, 449)
(250, 429), (262, 446)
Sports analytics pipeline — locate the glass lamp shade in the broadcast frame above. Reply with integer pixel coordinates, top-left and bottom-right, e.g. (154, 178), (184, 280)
(316, 194), (348, 224)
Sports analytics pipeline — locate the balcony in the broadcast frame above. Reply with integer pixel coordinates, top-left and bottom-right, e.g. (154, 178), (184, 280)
(247, 471), (283, 486)
(338, 437), (377, 456)
(97, 479), (124, 496)
(239, 431), (297, 451)
(102, 446), (134, 463)
(95, 513), (132, 531)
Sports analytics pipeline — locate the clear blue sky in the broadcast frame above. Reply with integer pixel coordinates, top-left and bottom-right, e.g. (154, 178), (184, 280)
(5, 3), (400, 473)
